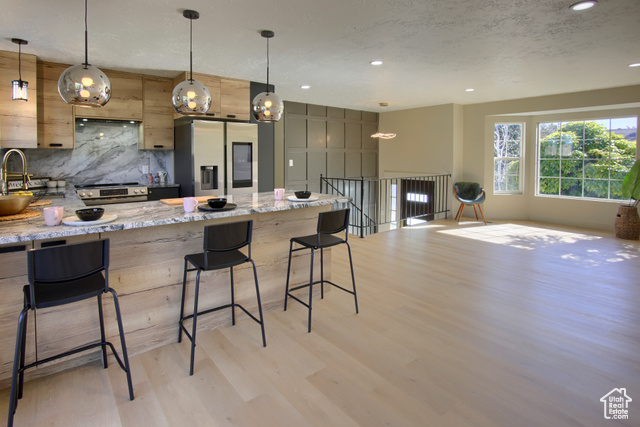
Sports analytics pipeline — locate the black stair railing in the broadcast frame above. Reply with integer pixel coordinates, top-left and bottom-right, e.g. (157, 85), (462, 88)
(321, 174), (451, 237)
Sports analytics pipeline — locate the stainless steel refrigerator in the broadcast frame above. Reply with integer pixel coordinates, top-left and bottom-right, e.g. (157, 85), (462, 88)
(174, 121), (259, 197)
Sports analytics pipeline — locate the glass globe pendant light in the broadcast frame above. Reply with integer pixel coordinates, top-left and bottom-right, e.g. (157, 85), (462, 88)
(58, 0), (111, 107)
(11, 38), (29, 101)
(252, 30), (283, 122)
(172, 10), (211, 115)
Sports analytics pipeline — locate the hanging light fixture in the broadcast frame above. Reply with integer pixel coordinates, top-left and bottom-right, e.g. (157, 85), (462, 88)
(371, 132), (396, 139)
(252, 30), (283, 122)
(11, 38), (29, 101)
(371, 103), (396, 139)
(58, 0), (110, 107)
(172, 9), (211, 115)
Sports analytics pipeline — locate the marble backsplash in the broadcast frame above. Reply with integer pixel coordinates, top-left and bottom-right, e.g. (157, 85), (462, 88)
(2, 121), (172, 185)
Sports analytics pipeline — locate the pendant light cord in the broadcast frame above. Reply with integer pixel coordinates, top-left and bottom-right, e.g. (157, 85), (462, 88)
(266, 36), (270, 88)
(84, 0), (89, 66)
(18, 43), (22, 81)
(189, 16), (193, 82)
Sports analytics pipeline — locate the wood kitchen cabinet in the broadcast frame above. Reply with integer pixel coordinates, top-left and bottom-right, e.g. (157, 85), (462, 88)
(0, 50), (37, 148)
(37, 61), (75, 149)
(139, 75), (174, 150)
(74, 69), (143, 121)
(220, 78), (250, 121)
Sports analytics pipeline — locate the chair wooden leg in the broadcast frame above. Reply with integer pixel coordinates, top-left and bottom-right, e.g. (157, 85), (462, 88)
(472, 205), (479, 220)
(477, 203), (487, 225)
(455, 203), (465, 222)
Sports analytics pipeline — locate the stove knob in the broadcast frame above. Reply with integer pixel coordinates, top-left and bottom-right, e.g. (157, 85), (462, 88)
(88, 191), (93, 197)
(140, 188), (146, 193)
(79, 192), (86, 197)
(133, 189), (139, 194)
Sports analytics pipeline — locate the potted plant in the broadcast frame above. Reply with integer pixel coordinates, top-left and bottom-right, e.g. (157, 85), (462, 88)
(616, 159), (640, 240)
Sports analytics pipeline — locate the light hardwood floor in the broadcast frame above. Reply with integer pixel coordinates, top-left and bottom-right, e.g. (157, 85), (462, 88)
(1, 218), (639, 426)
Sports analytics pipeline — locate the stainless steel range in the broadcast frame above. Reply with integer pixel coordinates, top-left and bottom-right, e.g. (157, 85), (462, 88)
(76, 182), (148, 205)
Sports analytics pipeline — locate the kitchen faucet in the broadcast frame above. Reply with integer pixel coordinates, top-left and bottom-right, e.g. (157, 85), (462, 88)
(1, 149), (31, 195)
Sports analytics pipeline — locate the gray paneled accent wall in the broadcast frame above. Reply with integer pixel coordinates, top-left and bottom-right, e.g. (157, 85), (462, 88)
(281, 101), (378, 192)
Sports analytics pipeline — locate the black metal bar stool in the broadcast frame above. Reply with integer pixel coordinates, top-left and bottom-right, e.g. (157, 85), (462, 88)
(7, 239), (134, 427)
(178, 220), (266, 375)
(284, 208), (358, 332)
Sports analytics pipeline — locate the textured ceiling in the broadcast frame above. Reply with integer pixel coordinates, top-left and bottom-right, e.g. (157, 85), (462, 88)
(1, 0), (639, 112)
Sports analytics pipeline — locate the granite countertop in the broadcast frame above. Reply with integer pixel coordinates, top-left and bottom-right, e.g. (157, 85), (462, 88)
(0, 186), (350, 244)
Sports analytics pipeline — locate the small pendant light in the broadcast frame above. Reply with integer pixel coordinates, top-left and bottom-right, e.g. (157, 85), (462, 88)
(172, 9), (211, 115)
(11, 38), (28, 101)
(58, 0), (111, 107)
(252, 30), (283, 122)
(371, 103), (396, 139)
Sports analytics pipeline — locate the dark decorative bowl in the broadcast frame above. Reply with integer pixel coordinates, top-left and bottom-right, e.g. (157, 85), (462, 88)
(207, 198), (227, 209)
(294, 191), (311, 199)
(75, 208), (104, 221)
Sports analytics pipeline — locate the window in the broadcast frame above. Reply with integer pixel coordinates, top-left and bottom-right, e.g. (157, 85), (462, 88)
(537, 118), (637, 200)
(494, 123), (524, 193)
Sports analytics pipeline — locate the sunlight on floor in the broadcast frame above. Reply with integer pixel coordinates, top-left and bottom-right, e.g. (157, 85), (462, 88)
(437, 222), (601, 250)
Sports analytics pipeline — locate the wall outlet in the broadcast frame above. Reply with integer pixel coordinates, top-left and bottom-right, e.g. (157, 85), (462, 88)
(289, 159), (293, 167)
(142, 165), (149, 174)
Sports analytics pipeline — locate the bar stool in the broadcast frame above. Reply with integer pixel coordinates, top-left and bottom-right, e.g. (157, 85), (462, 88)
(7, 239), (134, 427)
(178, 220), (266, 375)
(284, 208), (358, 332)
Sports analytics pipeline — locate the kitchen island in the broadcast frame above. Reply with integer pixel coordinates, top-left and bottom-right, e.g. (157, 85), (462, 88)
(0, 189), (350, 387)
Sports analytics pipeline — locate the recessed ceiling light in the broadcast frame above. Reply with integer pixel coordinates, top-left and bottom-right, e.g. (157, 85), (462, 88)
(370, 60), (383, 66)
(465, 88), (475, 92)
(570, 1), (597, 11)
(629, 63), (640, 68)
(379, 102), (389, 107)
(300, 85), (311, 89)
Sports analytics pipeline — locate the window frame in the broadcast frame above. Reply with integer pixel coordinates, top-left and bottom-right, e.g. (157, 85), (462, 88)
(493, 122), (525, 195)
(535, 116), (638, 202)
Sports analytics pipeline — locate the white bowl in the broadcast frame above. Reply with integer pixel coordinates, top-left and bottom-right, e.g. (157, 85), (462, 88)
(46, 181), (57, 188)
(57, 180), (66, 187)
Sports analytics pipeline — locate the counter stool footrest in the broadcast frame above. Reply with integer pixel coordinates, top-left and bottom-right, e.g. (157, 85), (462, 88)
(179, 303), (265, 343)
